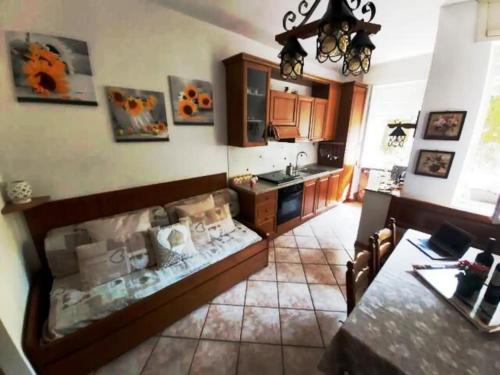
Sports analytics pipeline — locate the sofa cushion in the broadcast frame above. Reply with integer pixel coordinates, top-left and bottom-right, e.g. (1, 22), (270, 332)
(149, 223), (198, 267)
(175, 194), (215, 218)
(45, 225), (92, 278)
(164, 188), (240, 224)
(179, 216), (212, 247)
(76, 239), (131, 290)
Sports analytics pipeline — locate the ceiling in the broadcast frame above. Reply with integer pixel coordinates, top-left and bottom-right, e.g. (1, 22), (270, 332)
(157, 0), (465, 69)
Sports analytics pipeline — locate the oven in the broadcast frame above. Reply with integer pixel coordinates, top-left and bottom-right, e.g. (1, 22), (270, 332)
(277, 183), (304, 225)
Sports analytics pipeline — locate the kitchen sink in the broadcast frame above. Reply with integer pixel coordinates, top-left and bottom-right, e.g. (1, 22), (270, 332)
(297, 167), (331, 176)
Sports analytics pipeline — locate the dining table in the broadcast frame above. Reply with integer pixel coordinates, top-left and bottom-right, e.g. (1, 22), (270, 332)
(319, 229), (500, 375)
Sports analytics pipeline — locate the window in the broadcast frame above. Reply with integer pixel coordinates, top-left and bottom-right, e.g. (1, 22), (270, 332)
(455, 46), (500, 215)
(360, 80), (427, 170)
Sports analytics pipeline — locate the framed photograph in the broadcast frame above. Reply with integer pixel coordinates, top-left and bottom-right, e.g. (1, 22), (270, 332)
(105, 87), (169, 142)
(6, 31), (97, 106)
(415, 150), (455, 179)
(168, 76), (214, 125)
(424, 111), (467, 140)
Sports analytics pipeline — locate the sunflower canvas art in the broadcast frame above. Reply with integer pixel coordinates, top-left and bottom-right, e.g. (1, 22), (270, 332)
(6, 31), (97, 105)
(168, 76), (214, 125)
(105, 87), (169, 142)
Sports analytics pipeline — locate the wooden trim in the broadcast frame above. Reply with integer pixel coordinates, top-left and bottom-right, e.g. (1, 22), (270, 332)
(2, 196), (50, 215)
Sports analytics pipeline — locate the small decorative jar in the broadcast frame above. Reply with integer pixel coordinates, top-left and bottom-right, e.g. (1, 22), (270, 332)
(6, 180), (33, 204)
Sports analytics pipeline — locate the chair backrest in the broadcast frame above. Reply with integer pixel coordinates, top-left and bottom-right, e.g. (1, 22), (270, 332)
(369, 217), (397, 274)
(346, 250), (373, 315)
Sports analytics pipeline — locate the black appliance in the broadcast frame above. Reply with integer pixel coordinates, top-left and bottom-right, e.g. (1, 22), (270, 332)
(277, 183), (304, 225)
(258, 171), (299, 185)
(318, 141), (345, 168)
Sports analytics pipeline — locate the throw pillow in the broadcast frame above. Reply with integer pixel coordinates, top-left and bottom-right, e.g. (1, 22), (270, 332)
(76, 239), (131, 290)
(175, 195), (215, 219)
(149, 223), (198, 267)
(203, 203), (236, 240)
(179, 216), (212, 247)
(124, 231), (156, 271)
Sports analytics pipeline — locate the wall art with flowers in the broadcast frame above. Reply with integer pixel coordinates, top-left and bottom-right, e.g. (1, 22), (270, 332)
(168, 76), (214, 125)
(105, 87), (169, 142)
(6, 31), (97, 106)
(414, 149), (455, 179)
(424, 111), (467, 140)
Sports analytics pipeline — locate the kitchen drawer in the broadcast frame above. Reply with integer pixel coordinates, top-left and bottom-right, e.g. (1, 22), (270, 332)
(256, 203), (276, 224)
(256, 191), (276, 205)
(257, 218), (275, 235)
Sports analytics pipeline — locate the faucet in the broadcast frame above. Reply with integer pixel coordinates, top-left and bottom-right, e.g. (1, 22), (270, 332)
(295, 151), (308, 173)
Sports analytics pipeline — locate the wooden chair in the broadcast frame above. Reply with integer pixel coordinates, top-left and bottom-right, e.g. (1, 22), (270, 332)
(369, 217), (397, 274)
(346, 250), (373, 315)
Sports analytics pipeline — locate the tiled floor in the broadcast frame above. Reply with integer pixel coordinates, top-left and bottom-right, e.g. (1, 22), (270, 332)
(95, 202), (361, 375)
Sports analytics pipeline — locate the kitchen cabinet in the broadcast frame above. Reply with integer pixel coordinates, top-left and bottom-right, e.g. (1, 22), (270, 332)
(327, 173), (340, 206)
(297, 96), (314, 139)
(310, 98), (328, 141)
(314, 176), (330, 212)
(269, 91), (299, 126)
(224, 54), (271, 147)
(237, 189), (277, 235)
(301, 179), (316, 220)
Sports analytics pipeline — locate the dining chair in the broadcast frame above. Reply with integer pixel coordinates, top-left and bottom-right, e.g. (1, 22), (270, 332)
(346, 250), (373, 315)
(369, 217), (397, 274)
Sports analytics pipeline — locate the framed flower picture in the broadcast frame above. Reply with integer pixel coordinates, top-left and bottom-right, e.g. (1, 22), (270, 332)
(168, 76), (214, 125)
(6, 31), (97, 106)
(414, 150), (455, 179)
(424, 111), (467, 140)
(105, 87), (169, 142)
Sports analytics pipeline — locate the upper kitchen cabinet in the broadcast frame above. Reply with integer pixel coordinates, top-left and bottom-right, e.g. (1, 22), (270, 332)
(297, 96), (314, 140)
(336, 81), (368, 143)
(224, 53), (271, 147)
(269, 91), (298, 126)
(310, 98), (328, 141)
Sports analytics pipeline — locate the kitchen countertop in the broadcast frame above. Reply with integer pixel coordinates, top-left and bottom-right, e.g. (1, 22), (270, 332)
(231, 164), (343, 195)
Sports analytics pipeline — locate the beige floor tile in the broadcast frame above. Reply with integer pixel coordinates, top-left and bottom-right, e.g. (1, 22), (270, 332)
(323, 249), (351, 265)
(162, 305), (209, 339)
(278, 282), (313, 309)
(245, 281), (278, 308)
(316, 311), (346, 345)
(303, 264), (336, 284)
(237, 343), (283, 375)
(316, 236), (344, 250)
(249, 262), (277, 282)
(283, 346), (324, 375)
(96, 337), (157, 375)
(280, 309), (323, 347)
(293, 224), (315, 237)
(277, 263), (306, 283)
(212, 280), (247, 305)
(274, 235), (297, 248)
(331, 265), (347, 285)
(201, 304), (243, 341)
(190, 340), (239, 375)
(298, 248), (327, 264)
(275, 247), (301, 263)
(241, 306), (281, 344)
(295, 236), (321, 249)
(141, 337), (196, 375)
(309, 284), (346, 311)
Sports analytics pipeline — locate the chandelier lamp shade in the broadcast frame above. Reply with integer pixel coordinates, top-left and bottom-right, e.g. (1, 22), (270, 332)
(279, 36), (308, 80)
(276, 0), (381, 79)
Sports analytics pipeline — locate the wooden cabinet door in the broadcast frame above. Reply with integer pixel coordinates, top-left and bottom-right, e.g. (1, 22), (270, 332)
(297, 96), (314, 139)
(315, 176), (329, 213)
(301, 180), (316, 220)
(310, 98), (328, 141)
(327, 173), (340, 206)
(269, 91), (298, 126)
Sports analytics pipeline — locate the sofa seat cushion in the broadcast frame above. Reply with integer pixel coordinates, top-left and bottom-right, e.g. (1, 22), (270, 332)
(45, 220), (261, 340)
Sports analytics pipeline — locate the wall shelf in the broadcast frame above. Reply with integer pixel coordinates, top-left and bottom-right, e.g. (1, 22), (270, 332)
(1, 196), (50, 215)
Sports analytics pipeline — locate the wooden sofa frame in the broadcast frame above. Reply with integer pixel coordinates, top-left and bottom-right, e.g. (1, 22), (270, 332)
(22, 173), (269, 374)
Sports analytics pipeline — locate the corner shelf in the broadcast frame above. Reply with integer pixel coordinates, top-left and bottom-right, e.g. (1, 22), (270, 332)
(1, 196), (50, 215)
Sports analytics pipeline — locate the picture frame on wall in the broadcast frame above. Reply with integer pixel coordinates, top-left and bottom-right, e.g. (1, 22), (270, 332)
(6, 31), (98, 106)
(414, 150), (455, 179)
(168, 75), (214, 125)
(423, 111), (467, 140)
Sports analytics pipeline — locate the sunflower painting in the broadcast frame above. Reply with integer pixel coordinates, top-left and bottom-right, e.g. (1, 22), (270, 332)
(168, 76), (214, 125)
(105, 86), (169, 142)
(6, 31), (97, 105)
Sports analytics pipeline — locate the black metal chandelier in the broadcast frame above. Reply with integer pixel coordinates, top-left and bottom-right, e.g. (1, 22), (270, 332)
(387, 120), (418, 148)
(276, 0), (380, 80)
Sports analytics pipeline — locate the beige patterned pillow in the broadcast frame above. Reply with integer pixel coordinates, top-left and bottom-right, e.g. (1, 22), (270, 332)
(149, 223), (198, 267)
(181, 204), (236, 244)
(175, 195), (215, 218)
(179, 216), (212, 247)
(76, 239), (131, 290)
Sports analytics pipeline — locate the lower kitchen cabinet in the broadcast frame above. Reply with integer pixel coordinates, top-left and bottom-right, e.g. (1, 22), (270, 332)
(314, 176), (329, 213)
(302, 179), (317, 220)
(327, 173), (340, 206)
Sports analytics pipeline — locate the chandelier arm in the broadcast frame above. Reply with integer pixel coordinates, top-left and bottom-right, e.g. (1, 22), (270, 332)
(283, 0), (322, 31)
(345, 0), (376, 23)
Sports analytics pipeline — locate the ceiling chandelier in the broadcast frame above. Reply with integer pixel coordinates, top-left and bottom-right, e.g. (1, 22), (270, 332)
(276, 0), (381, 79)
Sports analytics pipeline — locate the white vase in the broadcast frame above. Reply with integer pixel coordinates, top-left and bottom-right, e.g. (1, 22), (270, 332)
(6, 180), (33, 204)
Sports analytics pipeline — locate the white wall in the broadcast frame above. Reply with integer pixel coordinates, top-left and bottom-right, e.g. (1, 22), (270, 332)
(364, 53), (433, 86)
(402, 1), (493, 205)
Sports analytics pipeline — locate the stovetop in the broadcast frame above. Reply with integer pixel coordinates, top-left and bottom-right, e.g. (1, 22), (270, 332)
(258, 171), (300, 185)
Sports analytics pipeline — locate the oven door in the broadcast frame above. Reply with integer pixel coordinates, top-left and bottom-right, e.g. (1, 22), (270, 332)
(277, 183), (304, 225)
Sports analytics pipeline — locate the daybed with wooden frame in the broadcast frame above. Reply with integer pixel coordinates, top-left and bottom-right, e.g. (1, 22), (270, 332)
(22, 173), (269, 374)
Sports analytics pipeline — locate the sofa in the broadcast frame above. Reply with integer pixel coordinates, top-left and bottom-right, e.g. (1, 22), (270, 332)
(22, 173), (269, 374)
